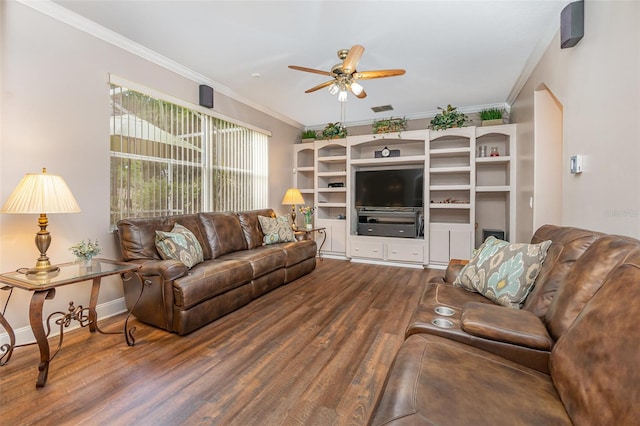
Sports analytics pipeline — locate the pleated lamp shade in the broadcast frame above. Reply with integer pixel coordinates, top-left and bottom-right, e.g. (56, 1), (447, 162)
(2, 168), (81, 214)
(281, 188), (305, 206)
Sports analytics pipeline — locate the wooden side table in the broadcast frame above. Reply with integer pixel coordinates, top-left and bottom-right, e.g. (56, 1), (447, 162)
(0, 258), (141, 387)
(295, 227), (327, 259)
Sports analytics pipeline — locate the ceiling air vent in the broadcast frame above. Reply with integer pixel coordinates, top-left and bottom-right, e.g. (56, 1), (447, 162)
(371, 105), (394, 113)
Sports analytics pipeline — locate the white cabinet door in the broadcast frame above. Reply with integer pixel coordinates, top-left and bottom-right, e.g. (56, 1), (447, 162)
(450, 230), (473, 260)
(429, 228), (451, 264)
(350, 240), (384, 260)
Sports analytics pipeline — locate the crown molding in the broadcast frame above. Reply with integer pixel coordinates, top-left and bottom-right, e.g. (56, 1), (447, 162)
(17, 0), (303, 130)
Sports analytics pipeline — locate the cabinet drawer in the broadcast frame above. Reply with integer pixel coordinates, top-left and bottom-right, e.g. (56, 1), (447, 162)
(387, 244), (424, 263)
(350, 241), (384, 259)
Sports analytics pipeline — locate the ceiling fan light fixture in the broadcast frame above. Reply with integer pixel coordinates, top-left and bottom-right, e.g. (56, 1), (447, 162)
(350, 82), (364, 96)
(328, 82), (340, 95)
(338, 90), (348, 102)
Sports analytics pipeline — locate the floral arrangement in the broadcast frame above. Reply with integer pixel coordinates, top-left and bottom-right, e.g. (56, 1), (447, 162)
(69, 239), (101, 260)
(298, 206), (316, 216)
(372, 117), (407, 134)
(429, 104), (469, 130)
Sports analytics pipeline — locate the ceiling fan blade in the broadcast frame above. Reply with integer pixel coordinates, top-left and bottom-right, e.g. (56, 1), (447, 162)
(305, 80), (335, 93)
(288, 65), (333, 77)
(342, 44), (365, 74)
(353, 69), (406, 80)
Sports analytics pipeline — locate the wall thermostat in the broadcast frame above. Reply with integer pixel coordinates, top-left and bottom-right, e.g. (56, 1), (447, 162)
(570, 155), (583, 174)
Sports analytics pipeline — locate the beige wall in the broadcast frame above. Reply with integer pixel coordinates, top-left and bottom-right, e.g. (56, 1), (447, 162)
(0, 2), (298, 336)
(511, 0), (640, 238)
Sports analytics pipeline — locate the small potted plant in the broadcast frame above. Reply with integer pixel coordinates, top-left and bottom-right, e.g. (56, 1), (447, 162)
(69, 239), (101, 266)
(300, 129), (317, 143)
(480, 108), (505, 126)
(372, 117), (407, 134)
(429, 104), (469, 130)
(321, 122), (347, 140)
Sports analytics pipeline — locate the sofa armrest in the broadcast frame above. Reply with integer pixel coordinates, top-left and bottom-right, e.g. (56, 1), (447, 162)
(443, 258), (469, 283)
(461, 302), (553, 351)
(138, 259), (189, 281)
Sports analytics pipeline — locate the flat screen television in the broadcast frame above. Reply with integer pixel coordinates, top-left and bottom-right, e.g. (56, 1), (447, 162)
(355, 168), (424, 208)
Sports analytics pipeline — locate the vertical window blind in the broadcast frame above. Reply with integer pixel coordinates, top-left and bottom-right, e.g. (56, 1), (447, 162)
(109, 84), (268, 228)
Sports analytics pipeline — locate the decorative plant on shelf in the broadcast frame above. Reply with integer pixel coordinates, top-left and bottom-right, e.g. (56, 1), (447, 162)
(429, 104), (469, 130)
(300, 129), (317, 142)
(69, 239), (101, 265)
(372, 117), (407, 134)
(321, 122), (347, 139)
(480, 108), (505, 126)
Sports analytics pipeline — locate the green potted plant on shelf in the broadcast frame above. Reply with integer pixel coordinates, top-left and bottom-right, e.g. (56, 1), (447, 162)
(429, 104), (469, 130)
(372, 117), (407, 134)
(300, 129), (317, 143)
(480, 108), (505, 126)
(321, 122), (347, 140)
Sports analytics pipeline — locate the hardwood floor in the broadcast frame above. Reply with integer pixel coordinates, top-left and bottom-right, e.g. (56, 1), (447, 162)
(0, 259), (440, 425)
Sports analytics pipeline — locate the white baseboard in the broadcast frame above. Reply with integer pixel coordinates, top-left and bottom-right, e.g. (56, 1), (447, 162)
(0, 297), (127, 347)
(349, 258), (425, 270)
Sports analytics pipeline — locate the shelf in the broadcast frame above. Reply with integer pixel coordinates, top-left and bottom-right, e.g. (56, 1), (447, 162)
(296, 166), (314, 172)
(350, 155), (425, 167)
(317, 155), (347, 163)
(430, 185), (471, 191)
(299, 188), (314, 194)
(429, 166), (471, 173)
(476, 186), (511, 192)
(317, 187), (347, 193)
(430, 203), (471, 209)
(475, 156), (511, 164)
(317, 202), (347, 208)
(317, 171), (347, 177)
(429, 147), (472, 157)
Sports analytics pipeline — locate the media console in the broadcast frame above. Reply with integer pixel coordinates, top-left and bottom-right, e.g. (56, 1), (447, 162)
(356, 208), (423, 239)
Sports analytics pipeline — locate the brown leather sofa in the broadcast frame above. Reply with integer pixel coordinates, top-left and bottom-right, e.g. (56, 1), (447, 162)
(115, 209), (317, 335)
(370, 226), (640, 425)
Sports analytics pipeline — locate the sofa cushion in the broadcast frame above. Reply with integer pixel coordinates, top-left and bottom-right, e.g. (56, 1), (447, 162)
(544, 234), (640, 340)
(117, 214), (210, 261)
(453, 236), (552, 308)
(550, 248), (640, 425)
(155, 223), (204, 269)
(276, 239), (318, 267)
(172, 259), (253, 309)
(523, 225), (603, 317)
(258, 215), (296, 244)
(219, 246), (286, 278)
(199, 212), (248, 258)
(237, 209), (276, 249)
(370, 333), (571, 426)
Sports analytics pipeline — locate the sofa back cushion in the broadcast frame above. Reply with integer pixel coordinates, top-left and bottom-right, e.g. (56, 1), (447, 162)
(523, 225), (602, 317)
(117, 214), (210, 261)
(550, 247), (640, 425)
(199, 212), (248, 258)
(236, 209), (276, 249)
(544, 234), (640, 340)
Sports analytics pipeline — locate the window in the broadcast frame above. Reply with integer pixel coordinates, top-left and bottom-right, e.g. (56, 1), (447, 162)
(110, 83), (268, 228)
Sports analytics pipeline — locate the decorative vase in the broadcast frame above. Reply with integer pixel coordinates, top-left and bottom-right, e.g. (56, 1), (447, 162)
(304, 213), (313, 230)
(78, 257), (93, 267)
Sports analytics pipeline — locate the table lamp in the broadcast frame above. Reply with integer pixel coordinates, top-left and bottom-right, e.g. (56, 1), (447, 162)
(1, 168), (81, 275)
(281, 188), (305, 229)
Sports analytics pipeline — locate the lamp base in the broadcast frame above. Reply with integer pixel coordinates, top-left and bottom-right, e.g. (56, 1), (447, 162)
(24, 264), (60, 276)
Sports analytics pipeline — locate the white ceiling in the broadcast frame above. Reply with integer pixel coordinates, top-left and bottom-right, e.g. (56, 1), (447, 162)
(50, 0), (571, 128)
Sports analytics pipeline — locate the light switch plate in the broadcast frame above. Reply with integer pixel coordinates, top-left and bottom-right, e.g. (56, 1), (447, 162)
(570, 155), (583, 174)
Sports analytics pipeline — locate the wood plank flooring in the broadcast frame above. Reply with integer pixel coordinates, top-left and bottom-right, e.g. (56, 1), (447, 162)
(0, 259), (440, 425)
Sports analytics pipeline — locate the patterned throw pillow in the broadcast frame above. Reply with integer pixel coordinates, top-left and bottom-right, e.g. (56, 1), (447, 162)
(258, 215), (296, 245)
(155, 223), (204, 269)
(453, 236), (552, 308)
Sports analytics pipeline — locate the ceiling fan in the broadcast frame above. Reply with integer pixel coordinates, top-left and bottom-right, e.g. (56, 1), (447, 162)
(288, 44), (406, 101)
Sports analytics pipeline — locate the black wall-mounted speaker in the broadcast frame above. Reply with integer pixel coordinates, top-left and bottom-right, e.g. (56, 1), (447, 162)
(199, 84), (214, 108)
(560, 0), (584, 49)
